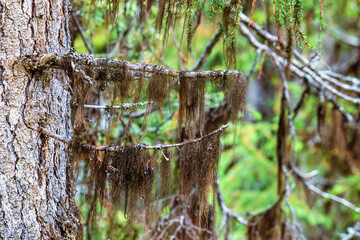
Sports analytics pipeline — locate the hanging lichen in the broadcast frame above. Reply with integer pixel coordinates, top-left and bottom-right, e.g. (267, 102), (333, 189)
(179, 134), (220, 227)
(228, 72), (247, 122)
(147, 67), (171, 106)
(178, 72), (206, 140)
(159, 149), (172, 196)
(155, 0), (178, 41)
(108, 145), (154, 218)
(222, 0), (242, 68)
(69, 64), (92, 143)
(85, 150), (110, 225)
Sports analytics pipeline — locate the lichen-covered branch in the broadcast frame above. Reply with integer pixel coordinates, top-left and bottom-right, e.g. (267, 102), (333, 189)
(38, 124), (228, 152)
(23, 52), (243, 79)
(82, 124), (229, 152)
(84, 101), (151, 110)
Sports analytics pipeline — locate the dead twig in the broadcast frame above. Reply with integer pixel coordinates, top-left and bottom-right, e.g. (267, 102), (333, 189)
(84, 101), (150, 110)
(37, 124), (228, 152)
(293, 167), (360, 213)
(191, 29), (222, 71)
(82, 124), (229, 152)
(72, 12), (93, 53)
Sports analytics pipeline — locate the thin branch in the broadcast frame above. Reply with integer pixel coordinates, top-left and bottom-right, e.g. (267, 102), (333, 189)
(292, 85), (310, 119)
(84, 101), (151, 110)
(340, 222), (360, 240)
(173, 32), (187, 70)
(41, 128), (72, 143)
(324, 71), (360, 86)
(72, 13), (93, 53)
(293, 167), (360, 213)
(127, 104), (159, 118)
(82, 124), (229, 152)
(191, 29), (222, 71)
(36, 124), (228, 154)
(246, 48), (263, 78)
(239, 13), (360, 93)
(108, 17), (135, 57)
(237, 20), (360, 104)
(217, 185), (249, 226)
(331, 27), (360, 48)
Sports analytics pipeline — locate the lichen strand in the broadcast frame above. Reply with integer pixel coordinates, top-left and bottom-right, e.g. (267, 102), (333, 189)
(85, 150), (110, 225)
(109, 63), (131, 101)
(96, 62), (146, 107)
(156, 0), (179, 41)
(70, 68), (92, 142)
(159, 149), (172, 196)
(104, 0), (121, 25)
(84, 0), (245, 55)
(147, 68), (171, 106)
(78, 145), (155, 233)
(222, 0), (242, 68)
(228, 72), (247, 122)
(65, 45), (247, 236)
(178, 72), (206, 140)
(196, 135), (220, 223)
(179, 135), (220, 227)
(203, 72), (247, 133)
(108, 146), (154, 219)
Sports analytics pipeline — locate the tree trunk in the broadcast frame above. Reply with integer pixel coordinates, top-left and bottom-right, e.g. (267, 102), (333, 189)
(0, 0), (81, 239)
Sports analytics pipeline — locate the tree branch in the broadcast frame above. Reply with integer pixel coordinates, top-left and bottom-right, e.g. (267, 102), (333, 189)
(191, 29), (222, 71)
(82, 124), (229, 152)
(292, 167), (360, 213)
(23, 52), (243, 79)
(84, 101), (150, 110)
(237, 17), (360, 105)
(72, 12), (93, 53)
(37, 124), (228, 153)
(217, 182), (249, 227)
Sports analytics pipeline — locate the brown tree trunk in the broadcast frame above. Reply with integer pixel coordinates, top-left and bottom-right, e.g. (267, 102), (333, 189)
(0, 0), (81, 239)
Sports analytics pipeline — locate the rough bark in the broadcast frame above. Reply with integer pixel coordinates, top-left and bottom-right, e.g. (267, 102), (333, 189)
(0, 0), (81, 239)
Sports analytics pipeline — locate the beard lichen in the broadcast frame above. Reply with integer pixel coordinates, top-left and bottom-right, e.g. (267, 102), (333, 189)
(67, 55), (247, 236)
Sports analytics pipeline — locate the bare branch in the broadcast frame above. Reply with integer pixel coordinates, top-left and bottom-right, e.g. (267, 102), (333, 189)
(73, 52), (240, 78)
(237, 19), (360, 104)
(41, 128), (72, 143)
(82, 124), (229, 152)
(239, 12), (360, 91)
(191, 29), (222, 71)
(84, 101), (151, 110)
(173, 32), (187, 70)
(292, 85), (310, 118)
(246, 48), (263, 78)
(340, 222), (360, 240)
(72, 12), (93, 53)
(293, 167), (360, 213)
(240, 11), (360, 217)
(331, 27), (360, 47)
(217, 184), (248, 227)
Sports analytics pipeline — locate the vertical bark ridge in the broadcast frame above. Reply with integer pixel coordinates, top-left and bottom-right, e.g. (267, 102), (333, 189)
(0, 0), (81, 239)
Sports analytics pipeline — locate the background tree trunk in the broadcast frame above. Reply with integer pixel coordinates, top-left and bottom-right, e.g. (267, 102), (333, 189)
(0, 0), (81, 239)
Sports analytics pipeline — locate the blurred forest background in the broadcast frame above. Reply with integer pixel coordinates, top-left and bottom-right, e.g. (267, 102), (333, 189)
(69, 0), (360, 239)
